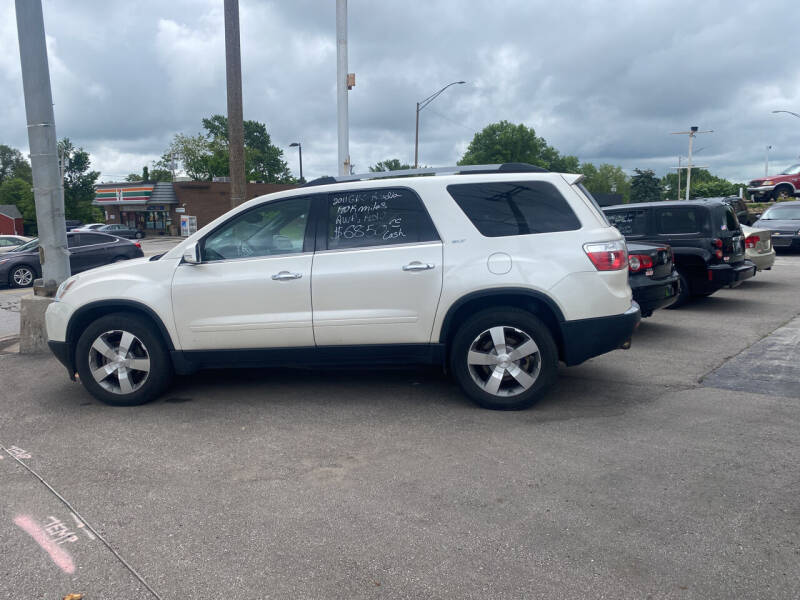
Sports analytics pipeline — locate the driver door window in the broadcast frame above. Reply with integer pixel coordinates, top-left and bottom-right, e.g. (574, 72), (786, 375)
(203, 197), (311, 261)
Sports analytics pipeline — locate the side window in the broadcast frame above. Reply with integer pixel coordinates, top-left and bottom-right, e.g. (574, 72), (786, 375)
(67, 235), (81, 248)
(327, 188), (439, 250)
(0, 239), (13, 247)
(605, 209), (649, 236)
(655, 208), (701, 234)
(446, 181), (581, 237)
(77, 233), (111, 246)
(723, 206), (739, 231)
(203, 196), (311, 261)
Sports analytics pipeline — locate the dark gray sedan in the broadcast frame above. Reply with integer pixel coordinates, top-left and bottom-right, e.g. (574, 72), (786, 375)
(97, 223), (146, 239)
(753, 201), (800, 251)
(0, 231), (144, 288)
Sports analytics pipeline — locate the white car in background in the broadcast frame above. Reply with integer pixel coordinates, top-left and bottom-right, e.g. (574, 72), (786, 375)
(741, 224), (775, 271)
(0, 235), (32, 254)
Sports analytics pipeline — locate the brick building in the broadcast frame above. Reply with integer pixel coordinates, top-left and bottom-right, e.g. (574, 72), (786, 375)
(94, 181), (296, 236)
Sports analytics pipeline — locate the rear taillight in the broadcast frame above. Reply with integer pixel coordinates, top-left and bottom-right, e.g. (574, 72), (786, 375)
(712, 238), (723, 259)
(583, 240), (627, 271)
(628, 254), (654, 273)
(134, 241), (141, 248)
(744, 235), (758, 249)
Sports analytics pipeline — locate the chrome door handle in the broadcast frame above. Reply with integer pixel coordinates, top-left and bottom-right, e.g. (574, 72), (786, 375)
(271, 271), (302, 281)
(402, 262), (435, 272)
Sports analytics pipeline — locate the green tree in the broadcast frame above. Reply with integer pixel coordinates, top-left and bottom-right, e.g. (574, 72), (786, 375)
(0, 144), (32, 185)
(458, 120), (579, 172)
(159, 115), (292, 183)
(580, 162), (631, 203)
(660, 168), (744, 200)
(369, 159), (412, 172)
(58, 138), (102, 223)
(0, 177), (36, 232)
(630, 169), (663, 203)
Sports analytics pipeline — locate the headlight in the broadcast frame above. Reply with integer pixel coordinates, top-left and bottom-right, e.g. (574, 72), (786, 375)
(763, 180), (774, 186)
(54, 277), (77, 301)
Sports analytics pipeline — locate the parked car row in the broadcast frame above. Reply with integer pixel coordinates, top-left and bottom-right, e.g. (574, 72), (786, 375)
(0, 232), (143, 288)
(604, 196), (782, 314)
(39, 165), (795, 412)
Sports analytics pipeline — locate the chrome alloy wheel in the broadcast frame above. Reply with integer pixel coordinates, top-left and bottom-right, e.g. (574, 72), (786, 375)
(467, 326), (541, 397)
(12, 267), (34, 287)
(87, 330), (151, 395)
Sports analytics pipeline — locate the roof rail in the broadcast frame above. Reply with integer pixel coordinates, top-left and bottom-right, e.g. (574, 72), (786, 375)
(301, 162), (548, 187)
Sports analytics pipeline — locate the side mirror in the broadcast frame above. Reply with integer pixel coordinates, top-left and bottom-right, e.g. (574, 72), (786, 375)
(183, 241), (201, 264)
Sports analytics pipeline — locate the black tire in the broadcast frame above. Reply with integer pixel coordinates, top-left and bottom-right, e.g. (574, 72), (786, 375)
(111, 255), (129, 263)
(135, 232), (143, 239)
(667, 271), (691, 308)
(772, 185), (794, 201)
(74, 312), (172, 406)
(450, 307), (558, 410)
(9, 264), (36, 288)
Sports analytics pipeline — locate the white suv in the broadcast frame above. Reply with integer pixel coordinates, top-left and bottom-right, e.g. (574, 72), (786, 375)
(46, 164), (639, 410)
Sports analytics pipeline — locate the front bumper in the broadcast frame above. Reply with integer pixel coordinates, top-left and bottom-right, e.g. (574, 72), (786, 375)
(560, 302), (641, 366)
(630, 272), (680, 317)
(48, 340), (75, 379)
(770, 234), (800, 250)
(747, 185), (776, 194)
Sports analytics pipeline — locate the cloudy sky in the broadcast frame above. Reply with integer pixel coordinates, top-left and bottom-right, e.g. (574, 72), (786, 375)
(1, 0), (799, 184)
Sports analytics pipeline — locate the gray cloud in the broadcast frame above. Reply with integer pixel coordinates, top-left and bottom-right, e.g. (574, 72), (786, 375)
(1, 0), (798, 184)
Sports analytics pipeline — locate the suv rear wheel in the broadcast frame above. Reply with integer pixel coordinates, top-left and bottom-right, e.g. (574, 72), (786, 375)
(450, 307), (557, 410)
(75, 312), (172, 406)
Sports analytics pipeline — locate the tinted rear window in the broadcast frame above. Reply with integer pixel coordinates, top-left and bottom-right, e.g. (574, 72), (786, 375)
(605, 209), (649, 235)
(654, 207), (707, 234)
(447, 181), (581, 237)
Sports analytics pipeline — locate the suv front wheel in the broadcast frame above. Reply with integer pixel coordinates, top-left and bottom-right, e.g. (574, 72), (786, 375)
(450, 307), (558, 410)
(75, 312), (172, 406)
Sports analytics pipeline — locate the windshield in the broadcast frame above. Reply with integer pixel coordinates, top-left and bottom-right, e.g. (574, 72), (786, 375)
(780, 164), (800, 175)
(11, 238), (39, 252)
(760, 206), (800, 220)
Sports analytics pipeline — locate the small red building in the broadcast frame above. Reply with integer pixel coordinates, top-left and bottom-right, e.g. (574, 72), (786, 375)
(0, 205), (24, 235)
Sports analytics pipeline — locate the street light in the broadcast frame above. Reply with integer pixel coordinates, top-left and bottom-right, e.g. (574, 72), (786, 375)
(765, 145), (772, 177)
(772, 110), (800, 119)
(289, 142), (303, 182)
(414, 80), (466, 168)
(671, 126), (713, 200)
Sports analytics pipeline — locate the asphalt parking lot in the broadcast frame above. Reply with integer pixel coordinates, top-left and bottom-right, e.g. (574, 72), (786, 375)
(1, 254), (798, 599)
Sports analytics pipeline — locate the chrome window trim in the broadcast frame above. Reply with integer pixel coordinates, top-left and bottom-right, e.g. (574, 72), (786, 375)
(315, 240), (442, 256)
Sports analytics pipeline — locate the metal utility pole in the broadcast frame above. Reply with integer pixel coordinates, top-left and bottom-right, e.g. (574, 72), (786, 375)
(414, 81), (466, 168)
(224, 0), (246, 208)
(289, 142), (303, 182)
(671, 126), (712, 201)
(765, 145), (772, 176)
(336, 0), (350, 176)
(15, 0), (70, 291)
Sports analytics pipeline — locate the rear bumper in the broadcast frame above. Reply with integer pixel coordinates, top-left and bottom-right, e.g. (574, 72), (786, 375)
(747, 249), (776, 270)
(560, 302), (641, 366)
(708, 260), (757, 288)
(630, 272), (680, 316)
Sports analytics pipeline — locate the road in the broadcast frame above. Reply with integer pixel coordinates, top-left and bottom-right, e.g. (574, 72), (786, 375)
(0, 254), (798, 599)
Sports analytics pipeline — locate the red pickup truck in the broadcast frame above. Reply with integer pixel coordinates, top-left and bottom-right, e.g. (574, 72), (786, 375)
(748, 163), (800, 201)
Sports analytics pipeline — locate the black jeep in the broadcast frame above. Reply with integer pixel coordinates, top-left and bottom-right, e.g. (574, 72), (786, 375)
(604, 199), (756, 306)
